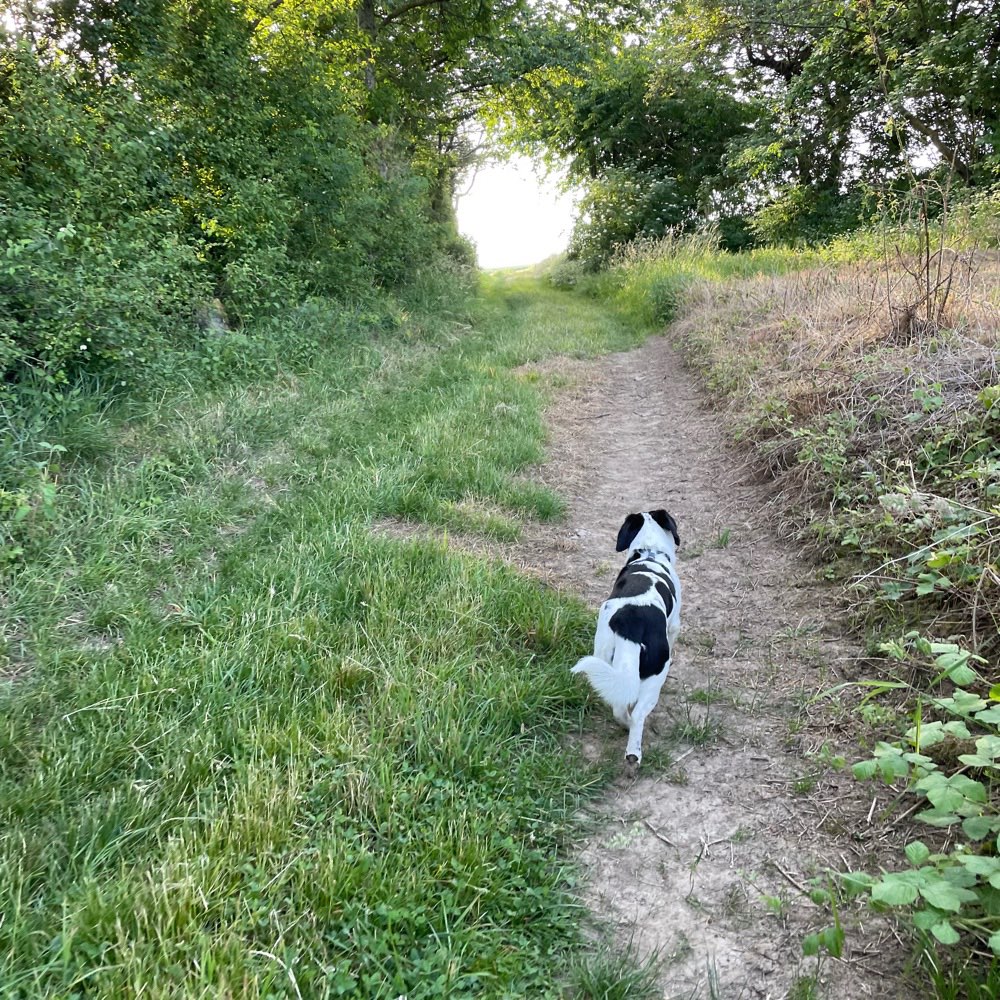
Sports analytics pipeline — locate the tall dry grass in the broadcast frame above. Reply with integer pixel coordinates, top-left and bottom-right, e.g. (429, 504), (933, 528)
(672, 247), (1000, 649)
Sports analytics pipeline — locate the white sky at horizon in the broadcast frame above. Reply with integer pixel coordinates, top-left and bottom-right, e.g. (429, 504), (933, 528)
(455, 156), (580, 270)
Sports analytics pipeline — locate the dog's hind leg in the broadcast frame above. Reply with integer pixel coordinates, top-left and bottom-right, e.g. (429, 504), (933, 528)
(624, 669), (669, 765)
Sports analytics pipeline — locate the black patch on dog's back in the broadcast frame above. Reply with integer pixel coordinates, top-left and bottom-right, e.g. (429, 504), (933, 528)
(609, 565), (654, 600)
(626, 558), (675, 600)
(654, 580), (676, 612)
(609, 603), (671, 679)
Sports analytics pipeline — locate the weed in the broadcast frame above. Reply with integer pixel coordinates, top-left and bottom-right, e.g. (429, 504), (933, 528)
(786, 975), (820, 1000)
(670, 713), (721, 747)
(793, 774), (818, 795)
(688, 686), (728, 706)
(836, 635), (1000, 958)
(570, 940), (663, 1000)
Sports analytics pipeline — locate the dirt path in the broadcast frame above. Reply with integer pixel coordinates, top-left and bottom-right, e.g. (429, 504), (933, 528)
(511, 336), (910, 999)
(382, 330), (909, 997)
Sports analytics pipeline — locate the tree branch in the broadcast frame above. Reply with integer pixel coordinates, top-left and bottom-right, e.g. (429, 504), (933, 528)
(249, 0), (287, 33)
(896, 105), (972, 182)
(380, 0), (445, 26)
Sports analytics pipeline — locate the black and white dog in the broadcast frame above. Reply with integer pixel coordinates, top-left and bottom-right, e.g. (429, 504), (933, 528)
(572, 510), (681, 767)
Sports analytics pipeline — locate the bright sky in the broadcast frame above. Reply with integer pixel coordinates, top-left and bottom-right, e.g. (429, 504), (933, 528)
(455, 156), (580, 270)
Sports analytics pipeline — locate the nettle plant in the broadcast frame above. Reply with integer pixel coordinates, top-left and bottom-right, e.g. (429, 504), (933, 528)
(839, 634), (1000, 954)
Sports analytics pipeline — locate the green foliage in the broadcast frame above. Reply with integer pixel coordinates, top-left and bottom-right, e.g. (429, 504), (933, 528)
(502, 37), (751, 269)
(842, 635), (1000, 959)
(749, 186), (866, 246)
(568, 941), (663, 999)
(497, 0), (999, 261)
(0, 0), (498, 404)
(583, 230), (812, 329)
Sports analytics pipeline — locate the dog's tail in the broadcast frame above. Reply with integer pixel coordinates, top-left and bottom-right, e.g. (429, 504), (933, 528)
(571, 654), (640, 722)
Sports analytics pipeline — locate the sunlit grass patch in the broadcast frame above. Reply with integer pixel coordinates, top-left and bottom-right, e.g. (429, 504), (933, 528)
(0, 275), (655, 996)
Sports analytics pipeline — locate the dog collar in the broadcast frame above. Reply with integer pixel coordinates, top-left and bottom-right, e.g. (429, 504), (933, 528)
(627, 548), (672, 565)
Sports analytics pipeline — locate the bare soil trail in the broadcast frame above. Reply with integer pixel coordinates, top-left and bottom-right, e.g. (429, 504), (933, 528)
(511, 336), (912, 999)
(382, 329), (912, 997)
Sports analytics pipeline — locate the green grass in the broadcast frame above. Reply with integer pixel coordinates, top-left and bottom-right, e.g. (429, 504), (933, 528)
(0, 274), (651, 997)
(568, 940), (662, 1000)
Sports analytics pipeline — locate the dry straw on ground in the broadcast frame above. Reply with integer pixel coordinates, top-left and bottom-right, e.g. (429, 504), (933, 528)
(672, 249), (1000, 651)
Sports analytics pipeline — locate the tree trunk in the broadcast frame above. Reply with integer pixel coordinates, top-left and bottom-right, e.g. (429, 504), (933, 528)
(357, 0), (377, 92)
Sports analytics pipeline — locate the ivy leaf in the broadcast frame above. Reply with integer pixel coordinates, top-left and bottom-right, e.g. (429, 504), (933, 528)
(990, 932), (1000, 956)
(905, 841), (931, 865)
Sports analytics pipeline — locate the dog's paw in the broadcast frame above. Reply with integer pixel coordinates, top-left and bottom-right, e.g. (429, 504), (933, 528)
(623, 753), (640, 778)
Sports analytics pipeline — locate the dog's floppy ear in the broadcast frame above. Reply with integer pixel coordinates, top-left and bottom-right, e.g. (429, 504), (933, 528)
(615, 513), (645, 552)
(650, 509), (680, 548)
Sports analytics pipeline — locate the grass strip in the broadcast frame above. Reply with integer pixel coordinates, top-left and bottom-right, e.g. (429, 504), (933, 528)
(1, 273), (647, 998)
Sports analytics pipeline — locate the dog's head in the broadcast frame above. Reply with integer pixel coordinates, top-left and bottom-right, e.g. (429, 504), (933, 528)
(615, 510), (680, 556)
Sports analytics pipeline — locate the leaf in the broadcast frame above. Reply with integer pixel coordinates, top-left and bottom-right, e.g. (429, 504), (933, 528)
(915, 806), (961, 828)
(974, 706), (1000, 726)
(930, 921), (961, 945)
(962, 815), (999, 840)
(852, 759), (878, 780)
(802, 926), (843, 958)
(990, 932), (1000, 956)
(958, 736), (1000, 767)
(942, 721), (972, 739)
(935, 690), (987, 717)
(907, 720), (945, 748)
(948, 775), (988, 804)
(820, 925), (845, 958)
(918, 879), (977, 913)
(839, 871), (874, 897)
(946, 663), (979, 686)
(905, 841), (931, 865)
(913, 908), (943, 930)
(872, 875), (919, 906)
(990, 684), (1000, 702)
(957, 855), (1000, 878)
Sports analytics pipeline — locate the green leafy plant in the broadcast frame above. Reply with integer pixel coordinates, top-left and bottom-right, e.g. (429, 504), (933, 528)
(839, 635), (1000, 956)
